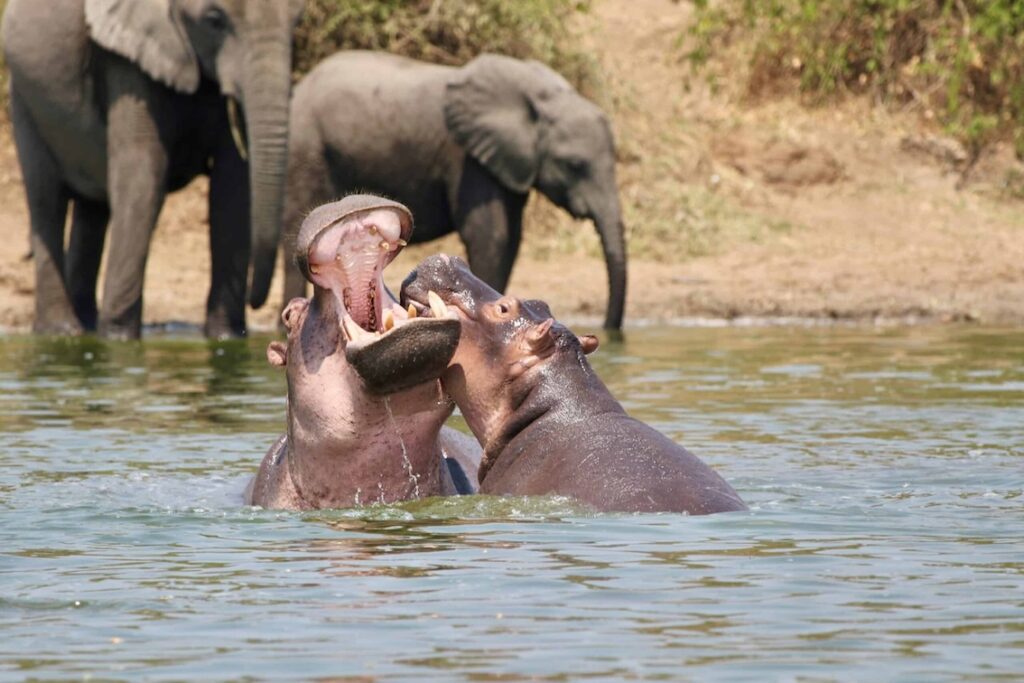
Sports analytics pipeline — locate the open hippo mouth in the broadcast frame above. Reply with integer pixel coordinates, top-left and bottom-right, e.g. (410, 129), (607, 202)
(299, 197), (460, 395)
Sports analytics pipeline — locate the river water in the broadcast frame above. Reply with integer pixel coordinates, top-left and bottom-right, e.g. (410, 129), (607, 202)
(1, 326), (1021, 681)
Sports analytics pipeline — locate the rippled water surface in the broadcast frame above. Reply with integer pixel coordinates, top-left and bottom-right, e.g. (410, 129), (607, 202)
(2, 326), (1022, 681)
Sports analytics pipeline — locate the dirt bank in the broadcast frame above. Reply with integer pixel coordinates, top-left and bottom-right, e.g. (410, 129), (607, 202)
(1, 0), (1022, 334)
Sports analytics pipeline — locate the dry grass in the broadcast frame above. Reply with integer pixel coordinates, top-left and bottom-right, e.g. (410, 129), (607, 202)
(294, 0), (597, 90)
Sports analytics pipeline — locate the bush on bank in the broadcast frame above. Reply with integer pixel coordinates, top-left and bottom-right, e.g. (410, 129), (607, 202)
(689, 0), (1024, 155)
(295, 0), (594, 86)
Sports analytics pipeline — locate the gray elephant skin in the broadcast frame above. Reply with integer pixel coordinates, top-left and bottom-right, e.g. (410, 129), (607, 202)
(283, 51), (627, 330)
(2, 0), (302, 338)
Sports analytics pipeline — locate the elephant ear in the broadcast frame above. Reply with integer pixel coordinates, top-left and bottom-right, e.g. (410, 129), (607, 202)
(444, 54), (572, 194)
(85, 0), (199, 94)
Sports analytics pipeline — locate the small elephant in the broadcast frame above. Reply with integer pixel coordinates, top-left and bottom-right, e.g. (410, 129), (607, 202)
(2, 0), (302, 338)
(283, 51), (627, 330)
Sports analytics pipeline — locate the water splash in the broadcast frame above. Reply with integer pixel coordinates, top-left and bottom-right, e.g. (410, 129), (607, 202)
(383, 396), (421, 499)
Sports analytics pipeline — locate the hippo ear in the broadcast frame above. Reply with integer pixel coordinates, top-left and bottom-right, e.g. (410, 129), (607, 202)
(525, 318), (556, 354)
(578, 335), (599, 355)
(445, 54), (571, 194)
(267, 341), (288, 368)
(85, 0), (200, 94)
(511, 318), (557, 379)
(281, 297), (309, 332)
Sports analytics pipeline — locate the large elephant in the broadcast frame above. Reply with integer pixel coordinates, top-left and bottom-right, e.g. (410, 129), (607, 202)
(2, 0), (302, 338)
(283, 51), (627, 330)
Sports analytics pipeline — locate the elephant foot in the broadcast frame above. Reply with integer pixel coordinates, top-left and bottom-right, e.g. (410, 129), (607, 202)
(204, 315), (247, 340)
(71, 299), (99, 332)
(32, 316), (84, 336)
(98, 318), (142, 341)
(98, 298), (143, 339)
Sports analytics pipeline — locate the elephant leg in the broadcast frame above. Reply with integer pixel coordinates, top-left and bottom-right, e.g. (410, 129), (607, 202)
(280, 139), (330, 310)
(98, 91), (168, 340)
(455, 158), (527, 291)
(281, 207), (309, 309)
(9, 89), (78, 334)
(66, 198), (111, 331)
(206, 145), (250, 339)
(282, 241), (308, 304)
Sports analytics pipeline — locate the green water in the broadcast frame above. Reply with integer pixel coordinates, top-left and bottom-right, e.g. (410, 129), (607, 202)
(1, 326), (1022, 681)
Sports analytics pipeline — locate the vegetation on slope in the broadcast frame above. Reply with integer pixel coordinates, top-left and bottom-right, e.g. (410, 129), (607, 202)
(295, 0), (594, 86)
(689, 0), (1024, 156)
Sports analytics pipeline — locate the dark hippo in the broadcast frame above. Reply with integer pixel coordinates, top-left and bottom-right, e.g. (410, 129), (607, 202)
(401, 254), (747, 514)
(247, 197), (480, 510)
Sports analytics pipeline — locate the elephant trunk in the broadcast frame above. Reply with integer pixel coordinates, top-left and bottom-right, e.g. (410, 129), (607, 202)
(243, 32), (292, 309)
(595, 202), (627, 330)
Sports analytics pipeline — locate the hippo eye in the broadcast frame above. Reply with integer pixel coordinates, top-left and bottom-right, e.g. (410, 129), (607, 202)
(493, 300), (516, 318)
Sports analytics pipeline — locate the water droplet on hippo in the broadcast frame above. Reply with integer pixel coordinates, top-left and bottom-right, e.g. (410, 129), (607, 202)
(383, 396), (420, 499)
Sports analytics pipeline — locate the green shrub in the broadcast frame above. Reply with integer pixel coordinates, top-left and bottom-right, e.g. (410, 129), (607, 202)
(689, 0), (1024, 154)
(295, 0), (594, 88)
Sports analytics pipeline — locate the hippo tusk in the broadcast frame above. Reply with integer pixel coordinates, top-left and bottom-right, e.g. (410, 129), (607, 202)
(227, 98), (249, 161)
(428, 291), (448, 318)
(342, 314), (375, 343)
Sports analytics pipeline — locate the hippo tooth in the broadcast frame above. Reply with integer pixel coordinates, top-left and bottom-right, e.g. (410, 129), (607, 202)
(379, 241), (392, 252)
(407, 303), (418, 319)
(397, 238), (408, 247)
(428, 291), (448, 318)
(309, 263), (321, 274)
(368, 225), (378, 235)
(383, 308), (395, 331)
(342, 314), (375, 342)
(340, 315), (359, 341)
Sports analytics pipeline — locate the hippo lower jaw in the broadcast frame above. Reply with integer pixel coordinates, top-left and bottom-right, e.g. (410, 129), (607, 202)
(343, 296), (461, 396)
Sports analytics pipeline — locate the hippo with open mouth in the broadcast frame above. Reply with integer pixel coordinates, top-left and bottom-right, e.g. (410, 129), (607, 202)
(401, 254), (747, 514)
(247, 197), (480, 510)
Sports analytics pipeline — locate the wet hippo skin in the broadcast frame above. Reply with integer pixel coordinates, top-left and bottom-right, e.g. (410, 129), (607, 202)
(401, 254), (747, 514)
(247, 197), (480, 510)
